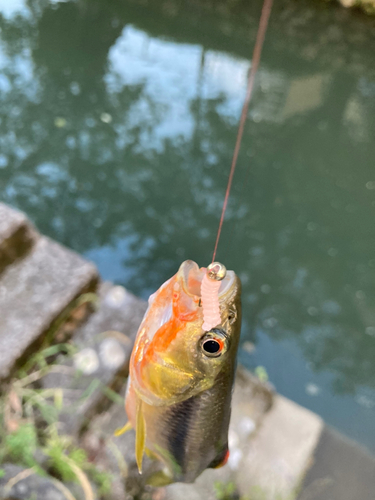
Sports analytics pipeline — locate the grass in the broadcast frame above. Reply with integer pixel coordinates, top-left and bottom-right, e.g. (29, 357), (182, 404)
(0, 369), (112, 497)
(45, 426), (112, 495)
(0, 292), (114, 498)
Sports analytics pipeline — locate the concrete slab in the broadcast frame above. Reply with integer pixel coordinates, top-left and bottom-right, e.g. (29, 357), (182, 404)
(297, 425), (375, 500)
(235, 395), (324, 500)
(0, 236), (98, 380)
(42, 282), (147, 436)
(72, 281), (147, 348)
(0, 203), (37, 275)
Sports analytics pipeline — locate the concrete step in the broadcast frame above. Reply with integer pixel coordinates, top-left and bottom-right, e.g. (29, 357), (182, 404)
(233, 394), (324, 500)
(297, 425), (375, 500)
(0, 203), (37, 275)
(41, 282), (147, 436)
(0, 235), (98, 381)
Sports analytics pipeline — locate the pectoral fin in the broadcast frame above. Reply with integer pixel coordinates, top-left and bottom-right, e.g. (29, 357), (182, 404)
(114, 421), (132, 437)
(146, 470), (174, 487)
(145, 447), (158, 460)
(136, 399), (146, 474)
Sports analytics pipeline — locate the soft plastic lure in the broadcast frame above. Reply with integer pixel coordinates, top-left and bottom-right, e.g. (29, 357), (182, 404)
(201, 262), (227, 331)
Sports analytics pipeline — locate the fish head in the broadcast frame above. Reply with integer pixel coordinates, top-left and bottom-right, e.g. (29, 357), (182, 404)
(129, 260), (241, 407)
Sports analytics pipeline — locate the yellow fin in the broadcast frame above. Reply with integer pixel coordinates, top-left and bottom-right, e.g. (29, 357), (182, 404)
(146, 470), (174, 487)
(114, 421), (132, 437)
(135, 399), (146, 474)
(145, 447), (157, 460)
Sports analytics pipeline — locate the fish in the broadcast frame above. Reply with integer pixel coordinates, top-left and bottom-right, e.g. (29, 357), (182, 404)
(119, 259), (241, 484)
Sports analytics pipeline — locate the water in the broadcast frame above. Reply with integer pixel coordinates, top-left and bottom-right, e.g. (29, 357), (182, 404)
(1, 0), (375, 452)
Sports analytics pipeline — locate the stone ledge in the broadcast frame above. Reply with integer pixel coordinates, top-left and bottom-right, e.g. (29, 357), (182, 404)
(0, 203), (37, 275)
(72, 282), (147, 349)
(235, 395), (324, 500)
(41, 282), (147, 437)
(0, 236), (99, 380)
(297, 425), (375, 500)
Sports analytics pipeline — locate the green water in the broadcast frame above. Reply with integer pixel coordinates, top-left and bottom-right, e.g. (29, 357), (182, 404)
(0, 0), (375, 452)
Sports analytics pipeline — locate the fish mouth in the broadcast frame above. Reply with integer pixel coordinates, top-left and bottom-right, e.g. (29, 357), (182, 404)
(178, 260), (236, 300)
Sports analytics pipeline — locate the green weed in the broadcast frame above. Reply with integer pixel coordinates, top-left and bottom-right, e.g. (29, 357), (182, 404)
(45, 427), (112, 495)
(254, 366), (269, 383)
(90, 468), (113, 495)
(3, 423), (39, 469)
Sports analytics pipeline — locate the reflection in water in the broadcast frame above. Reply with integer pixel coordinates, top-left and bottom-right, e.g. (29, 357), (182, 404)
(0, 0), (375, 451)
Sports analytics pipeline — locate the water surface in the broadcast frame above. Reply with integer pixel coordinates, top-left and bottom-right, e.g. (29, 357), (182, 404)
(0, 0), (375, 452)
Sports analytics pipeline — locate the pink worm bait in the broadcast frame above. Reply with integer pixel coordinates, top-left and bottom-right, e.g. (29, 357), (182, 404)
(201, 262), (227, 331)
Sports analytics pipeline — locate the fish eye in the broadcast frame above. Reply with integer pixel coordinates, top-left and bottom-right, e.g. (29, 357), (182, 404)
(202, 339), (221, 355)
(200, 329), (228, 358)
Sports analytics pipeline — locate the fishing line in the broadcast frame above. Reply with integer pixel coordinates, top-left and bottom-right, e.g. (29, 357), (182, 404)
(212, 0), (274, 263)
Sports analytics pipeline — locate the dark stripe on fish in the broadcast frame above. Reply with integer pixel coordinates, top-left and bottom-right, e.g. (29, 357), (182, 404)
(166, 396), (196, 469)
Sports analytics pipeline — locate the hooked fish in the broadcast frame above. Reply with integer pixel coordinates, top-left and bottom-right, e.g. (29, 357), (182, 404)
(118, 260), (241, 484)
